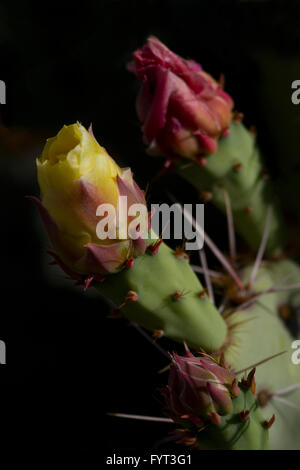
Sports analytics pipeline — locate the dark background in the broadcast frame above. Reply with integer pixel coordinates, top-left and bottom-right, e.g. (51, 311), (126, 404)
(1, 0), (300, 462)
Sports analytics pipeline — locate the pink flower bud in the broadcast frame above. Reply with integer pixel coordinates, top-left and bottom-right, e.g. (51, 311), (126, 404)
(129, 36), (233, 160)
(162, 351), (240, 427)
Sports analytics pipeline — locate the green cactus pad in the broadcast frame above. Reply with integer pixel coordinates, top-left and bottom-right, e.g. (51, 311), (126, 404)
(224, 280), (300, 450)
(196, 388), (269, 450)
(96, 241), (227, 352)
(177, 122), (285, 255)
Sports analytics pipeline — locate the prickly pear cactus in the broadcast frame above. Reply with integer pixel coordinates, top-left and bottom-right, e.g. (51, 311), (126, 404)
(30, 36), (300, 451)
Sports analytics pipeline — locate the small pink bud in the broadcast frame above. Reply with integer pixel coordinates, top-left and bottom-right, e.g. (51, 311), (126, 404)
(125, 290), (138, 302)
(161, 350), (240, 428)
(196, 156), (207, 167)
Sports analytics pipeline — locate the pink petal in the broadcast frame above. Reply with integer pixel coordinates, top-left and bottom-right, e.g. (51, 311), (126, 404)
(143, 67), (175, 143)
(27, 196), (75, 261)
(117, 172), (145, 207)
(78, 241), (130, 274)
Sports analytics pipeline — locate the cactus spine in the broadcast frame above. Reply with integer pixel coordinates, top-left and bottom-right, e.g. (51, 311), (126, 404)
(177, 122), (285, 255)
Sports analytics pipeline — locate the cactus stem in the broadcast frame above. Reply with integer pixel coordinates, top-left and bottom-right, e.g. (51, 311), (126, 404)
(248, 206), (272, 288)
(223, 187), (236, 263)
(199, 249), (215, 304)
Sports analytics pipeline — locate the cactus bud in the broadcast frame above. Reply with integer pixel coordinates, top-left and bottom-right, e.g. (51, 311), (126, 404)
(31, 123), (148, 279)
(162, 351), (240, 427)
(129, 36), (233, 160)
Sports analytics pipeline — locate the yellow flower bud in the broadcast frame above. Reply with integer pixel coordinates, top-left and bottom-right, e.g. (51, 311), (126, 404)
(32, 123), (147, 281)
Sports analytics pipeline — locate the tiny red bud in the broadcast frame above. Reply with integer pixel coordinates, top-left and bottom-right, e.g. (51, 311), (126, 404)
(239, 409), (250, 421)
(125, 290), (138, 302)
(264, 414), (275, 430)
(196, 156), (207, 167)
(125, 257), (134, 269)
